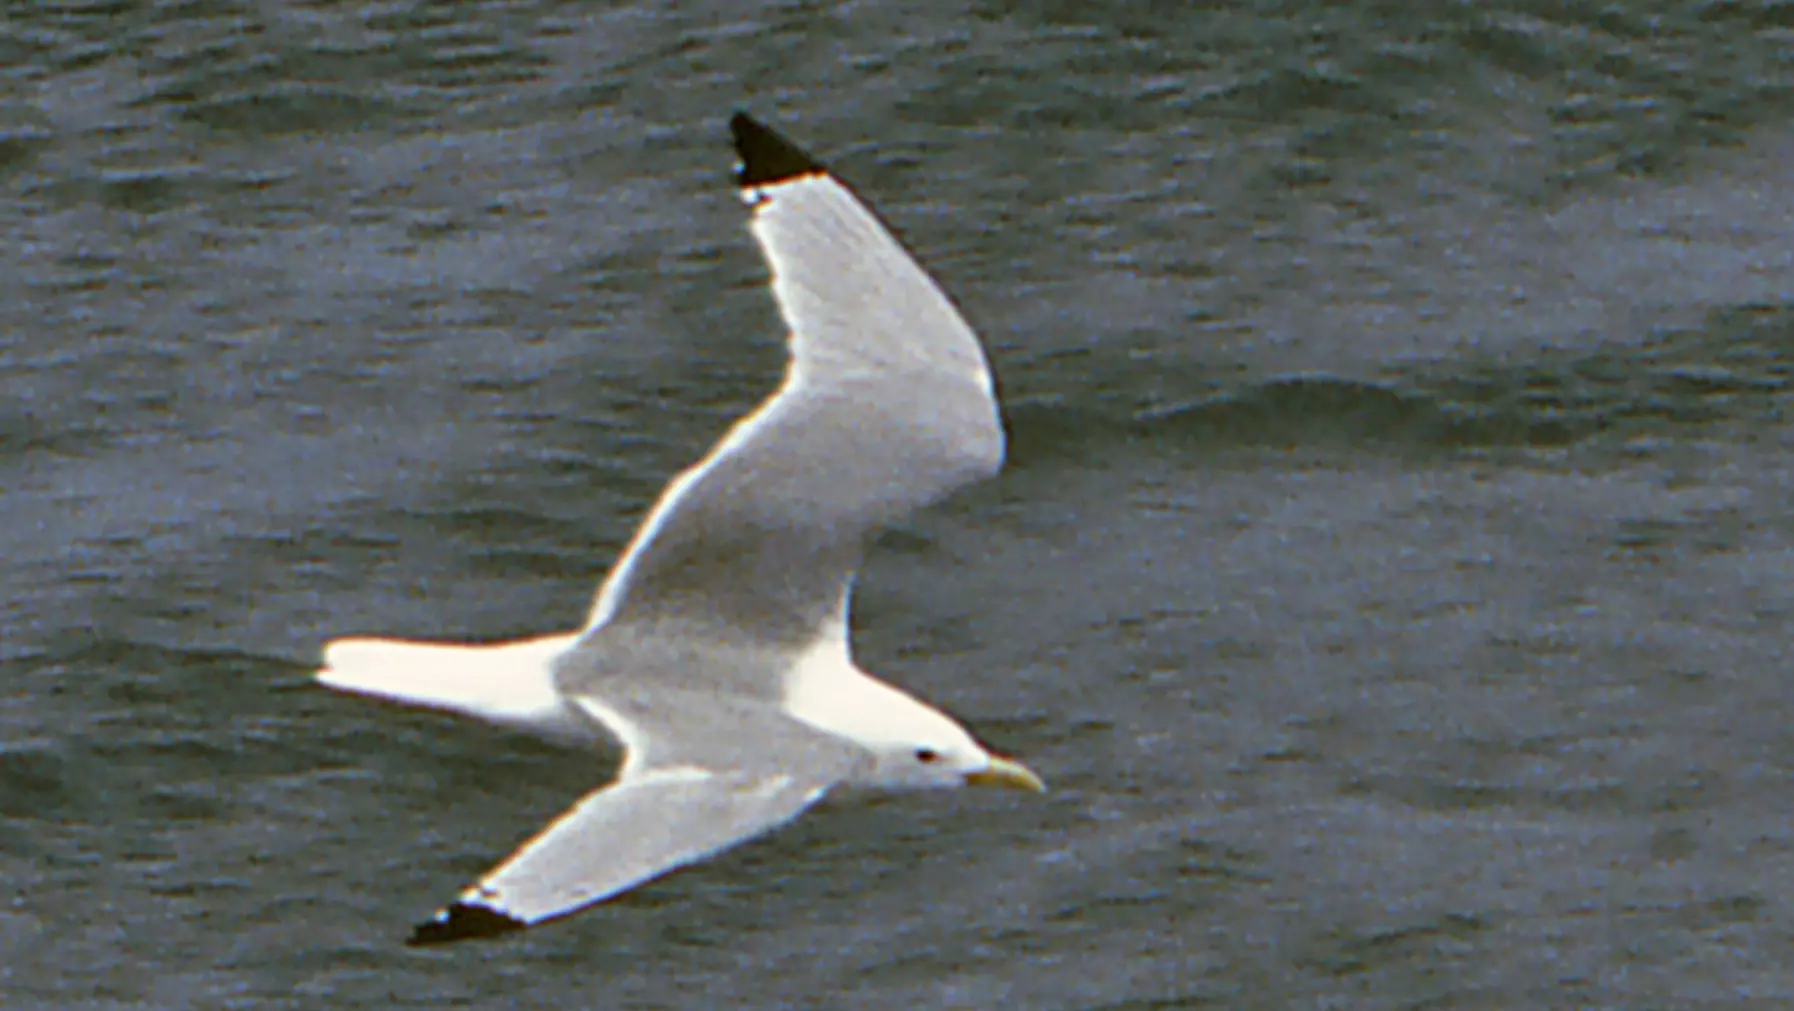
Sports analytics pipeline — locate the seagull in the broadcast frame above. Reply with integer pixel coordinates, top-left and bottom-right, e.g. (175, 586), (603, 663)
(317, 112), (1044, 946)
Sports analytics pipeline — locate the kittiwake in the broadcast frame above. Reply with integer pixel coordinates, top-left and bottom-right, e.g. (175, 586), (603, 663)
(317, 111), (1045, 946)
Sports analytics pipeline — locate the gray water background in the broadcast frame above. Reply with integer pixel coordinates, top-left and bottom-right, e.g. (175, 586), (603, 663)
(4, 1), (1794, 1007)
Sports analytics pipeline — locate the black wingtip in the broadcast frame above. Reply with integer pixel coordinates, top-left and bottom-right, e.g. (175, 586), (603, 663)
(731, 112), (825, 187)
(406, 901), (527, 947)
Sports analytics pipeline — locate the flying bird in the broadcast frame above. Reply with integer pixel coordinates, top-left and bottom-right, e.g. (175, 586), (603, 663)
(318, 112), (1043, 945)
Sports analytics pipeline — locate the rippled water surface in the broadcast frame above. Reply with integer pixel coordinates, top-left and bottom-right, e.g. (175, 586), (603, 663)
(5, 2), (1794, 1007)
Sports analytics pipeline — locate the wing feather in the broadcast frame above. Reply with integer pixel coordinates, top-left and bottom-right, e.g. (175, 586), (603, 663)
(575, 117), (1002, 659)
(408, 767), (836, 944)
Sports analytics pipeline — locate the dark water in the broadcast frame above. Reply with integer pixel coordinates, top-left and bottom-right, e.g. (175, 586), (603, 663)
(5, 2), (1794, 1007)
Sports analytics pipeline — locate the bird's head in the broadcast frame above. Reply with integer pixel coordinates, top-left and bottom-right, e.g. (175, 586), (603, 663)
(858, 700), (1045, 793)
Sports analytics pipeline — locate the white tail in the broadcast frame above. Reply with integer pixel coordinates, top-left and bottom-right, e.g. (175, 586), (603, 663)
(317, 634), (583, 737)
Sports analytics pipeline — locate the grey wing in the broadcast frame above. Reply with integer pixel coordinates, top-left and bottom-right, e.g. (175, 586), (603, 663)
(407, 765), (841, 945)
(579, 117), (1004, 649)
(406, 692), (867, 945)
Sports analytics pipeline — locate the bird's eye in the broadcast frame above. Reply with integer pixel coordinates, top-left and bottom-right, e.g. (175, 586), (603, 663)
(915, 748), (941, 764)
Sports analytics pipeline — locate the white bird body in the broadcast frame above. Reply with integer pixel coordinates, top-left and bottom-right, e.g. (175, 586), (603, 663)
(318, 631), (986, 785)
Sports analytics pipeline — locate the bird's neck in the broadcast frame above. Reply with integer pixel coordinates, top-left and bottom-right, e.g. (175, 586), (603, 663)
(780, 640), (942, 748)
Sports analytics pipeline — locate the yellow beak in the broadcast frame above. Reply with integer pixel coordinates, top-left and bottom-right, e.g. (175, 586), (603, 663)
(965, 754), (1046, 792)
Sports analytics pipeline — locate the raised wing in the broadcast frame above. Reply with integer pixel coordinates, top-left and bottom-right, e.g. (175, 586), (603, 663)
(576, 114), (1004, 653)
